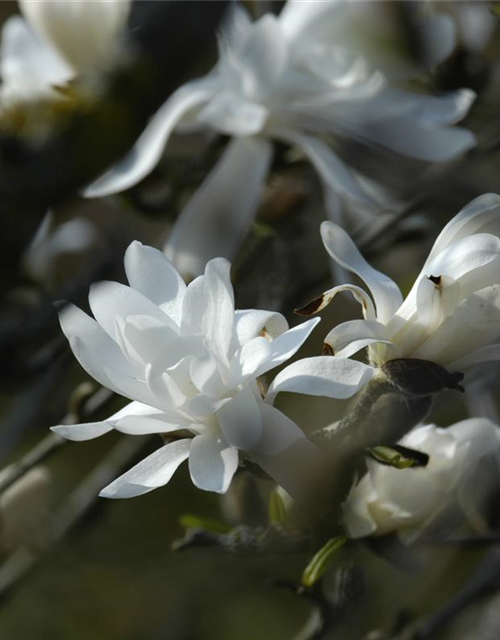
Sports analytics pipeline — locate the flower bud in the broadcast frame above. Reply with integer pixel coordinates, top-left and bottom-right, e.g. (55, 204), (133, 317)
(343, 418), (500, 538)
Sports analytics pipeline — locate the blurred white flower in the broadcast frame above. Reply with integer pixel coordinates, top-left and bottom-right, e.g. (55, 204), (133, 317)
(294, 193), (500, 397)
(431, 1), (496, 54)
(23, 211), (98, 284)
(52, 241), (321, 498)
(0, 0), (130, 103)
(85, 1), (475, 277)
(343, 418), (500, 538)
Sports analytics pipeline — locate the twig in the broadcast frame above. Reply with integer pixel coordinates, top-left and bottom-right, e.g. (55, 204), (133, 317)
(0, 386), (115, 497)
(0, 435), (151, 600)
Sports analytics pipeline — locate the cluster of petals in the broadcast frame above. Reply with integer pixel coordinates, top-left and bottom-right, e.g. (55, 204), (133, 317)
(343, 418), (500, 538)
(52, 241), (323, 499)
(84, 1), (476, 277)
(300, 194), (500, 397)
(0, 0), (130, 104)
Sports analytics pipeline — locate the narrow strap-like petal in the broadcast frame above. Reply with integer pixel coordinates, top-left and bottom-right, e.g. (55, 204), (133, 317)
(188, 434), (238, 494)
(413, 285), (500, 366)
(124, 241), (186, 323)
(296, 283), (376, 321)
(324, 319), (394, 359)
(52, 400), (155, 441)
(217, 387), (263, 450)
(181, 258), (235, 366)
(83, 80), (215, 197)
(275, 129), (377, 207)
(99, 438), (192, 499)
(267, 356), (375, 402)
(165, 137), (273, 278)
(320, 221), (403, 323)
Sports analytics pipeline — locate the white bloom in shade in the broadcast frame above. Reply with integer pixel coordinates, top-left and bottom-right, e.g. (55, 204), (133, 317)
(84, 1), (475, 277)
(343, 418), (500, 538)
(52, 241), (322, 499)
(295, 193), (500, 396)
(24, 211), (97, 283)
(0, 1), (130, 103)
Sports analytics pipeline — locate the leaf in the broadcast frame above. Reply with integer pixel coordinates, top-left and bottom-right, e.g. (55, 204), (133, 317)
(301, 536), (347, 589)
(178, 514), (231, 535)
(367, 445), (429, 469)
(268, 488), (287, 525)
(382, 358), (464, 395)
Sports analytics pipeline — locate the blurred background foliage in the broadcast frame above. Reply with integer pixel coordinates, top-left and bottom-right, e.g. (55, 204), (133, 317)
(1, 1), (500, 639)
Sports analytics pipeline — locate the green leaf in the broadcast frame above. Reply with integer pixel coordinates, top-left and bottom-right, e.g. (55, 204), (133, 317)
(178, 514), (231, 535)
(367, 445), (429, 469)
(301, 536), (347, 588)
(268, 488), (287, 525)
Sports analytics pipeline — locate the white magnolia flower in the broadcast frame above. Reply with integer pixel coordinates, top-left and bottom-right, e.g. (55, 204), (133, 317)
(84, 1), (475, 277)
(52, 241), (322, 499)
(0, 0), (130, 103)
(295, 193), (500, 397)
(343, 418), (500, 538)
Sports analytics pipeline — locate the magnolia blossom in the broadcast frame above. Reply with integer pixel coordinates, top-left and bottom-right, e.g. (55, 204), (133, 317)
(52, 241), (323, 499)
(295, 193), (500, 397)
(0, 0), (130, 104)
(85, 1), (475, 277)
(343, 418), (500, 538)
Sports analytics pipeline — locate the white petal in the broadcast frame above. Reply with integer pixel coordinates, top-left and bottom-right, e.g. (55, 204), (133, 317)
(181, 258), (235, 365)
(113, 415), (189, 436)
(189, 351), (225, 397)
(51, 421), (112, 441)
(232, 309), (289, 346)
(115, 314), (178, 371)
(414, 285), (500, 366)
(228, 336), (273, 388)
(296, 284), (376, 321)
(216, 387), (262, 450)
(59, 304), (142, 397)
(324, 319), (393, 359)
(145, 365), (187, 412)
(254, 318), (321, 378)
(267, 356), (375, 402)
(88, 280), (171, 341)
(0, 16), (73, 97)
(99, 439), (192, 499)
(241, 14), (288, 90)
(165, 137), (272, 278)
(320, 221), (403, 323)
(279, 0), (340, 40)
(251, 403), (324, 502)
(182, 394), (230, 420)
(198, 90), (269, 136)
(188, 434), (238, 494)
(20, 0), (131, 73)
(450, 344), (500, 371)
(427, 194), (500, 265)
(275, 129), (377, 207)
(83, 80), (214, 198)
(59, 303), (131, 374)
(124, 241), (186, 323)
(419, 13), (457, 68)
(359, 114), (475, 162)
(51, 400), (154, 441)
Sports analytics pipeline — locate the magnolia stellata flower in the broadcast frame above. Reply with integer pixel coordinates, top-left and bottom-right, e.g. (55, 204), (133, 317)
(295, 193), (500, 397)
(0, 0), (130, 103)
(52, 241), (322, 499)
(84, 1), (475, 277)
(343, 418), (500, 538)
